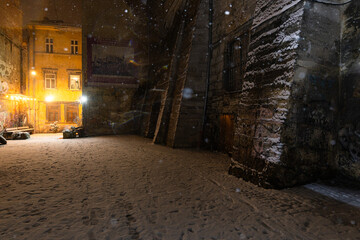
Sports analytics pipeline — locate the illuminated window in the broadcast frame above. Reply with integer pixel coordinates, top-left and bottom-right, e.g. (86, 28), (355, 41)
(46, 104), (60, 122)
(69, 74), (80, 90)
(71, 40), (78, 54)
(66, 104), (79, 123)
(45, 72), (56, 89)
(46, 38), (53, 53)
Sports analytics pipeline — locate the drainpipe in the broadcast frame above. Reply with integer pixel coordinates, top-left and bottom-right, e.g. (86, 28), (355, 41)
(32, 26), (36, 133)
(202, 0), (213, 145)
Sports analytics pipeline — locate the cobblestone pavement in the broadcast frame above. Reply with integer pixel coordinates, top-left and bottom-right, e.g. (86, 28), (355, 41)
(0, 134), (359, 240)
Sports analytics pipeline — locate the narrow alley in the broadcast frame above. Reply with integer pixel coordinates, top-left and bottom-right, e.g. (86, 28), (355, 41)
(0, 135), (359, 239)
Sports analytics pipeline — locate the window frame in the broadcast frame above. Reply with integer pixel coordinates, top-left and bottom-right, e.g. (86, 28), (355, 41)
(71, 40), (79, 54)
(65, 103), (79, 123)
(43, 70), (57, 89)
(45, 38), (53, 53)
(67, 70), (82, 90)
(224, 31), (250, 92)
(69, 74), (81, 90)
(46, 104), (61, 122)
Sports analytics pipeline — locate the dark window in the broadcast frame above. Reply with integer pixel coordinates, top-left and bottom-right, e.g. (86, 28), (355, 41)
(66, 104), (79, 123)
(71, 40), (78, 54)
(224, 33), (249, 91)
(47, 104), (60, 122)
(46, 38), (53, 53)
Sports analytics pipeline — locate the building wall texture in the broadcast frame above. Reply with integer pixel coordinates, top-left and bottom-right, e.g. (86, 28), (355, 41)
(205, 0), (360, 187)
(152, 0), (208, 148)
(338, 1), (360, 181)
(26, 23), (83, 132)
(0, 0), (27, 128)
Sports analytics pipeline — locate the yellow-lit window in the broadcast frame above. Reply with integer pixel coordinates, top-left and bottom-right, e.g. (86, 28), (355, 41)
(66, 104), (79, 123)
(45, 73), (56, 89)
(69, 75), (80, 90)
(46, 104), (60, 122)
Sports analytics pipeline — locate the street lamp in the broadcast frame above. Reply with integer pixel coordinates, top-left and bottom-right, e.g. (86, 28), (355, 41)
(45, 95), (54, 102)
(80, 96), (88, 104)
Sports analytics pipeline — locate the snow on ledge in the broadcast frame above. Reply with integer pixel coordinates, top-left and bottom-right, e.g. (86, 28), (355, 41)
(252, 0), (303, 28)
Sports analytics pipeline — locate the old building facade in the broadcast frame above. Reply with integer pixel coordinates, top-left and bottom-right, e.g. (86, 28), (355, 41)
(25, 21), (83, 132)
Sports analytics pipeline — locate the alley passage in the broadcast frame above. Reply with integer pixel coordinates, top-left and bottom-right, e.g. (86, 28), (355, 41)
(0, 135), (359, 240)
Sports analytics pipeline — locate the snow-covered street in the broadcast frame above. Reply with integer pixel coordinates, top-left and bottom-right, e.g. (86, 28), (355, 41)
(0, 134), (359, 240)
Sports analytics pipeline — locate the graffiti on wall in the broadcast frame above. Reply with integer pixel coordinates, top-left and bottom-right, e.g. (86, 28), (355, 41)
(0, 59), (14, 79)
(0, 59), (13, 94)
(0, 80), (9, 94)
(0, 111), (7, 130)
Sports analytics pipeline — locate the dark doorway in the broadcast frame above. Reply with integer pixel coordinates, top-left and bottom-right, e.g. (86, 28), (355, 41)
(219, 114), (235, 155)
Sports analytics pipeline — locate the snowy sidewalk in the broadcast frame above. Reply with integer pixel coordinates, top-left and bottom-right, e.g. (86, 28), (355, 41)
(0, 134), (359, 239)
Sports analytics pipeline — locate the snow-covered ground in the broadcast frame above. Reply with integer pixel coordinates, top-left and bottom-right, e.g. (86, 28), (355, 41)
(0, 134), (359, 239)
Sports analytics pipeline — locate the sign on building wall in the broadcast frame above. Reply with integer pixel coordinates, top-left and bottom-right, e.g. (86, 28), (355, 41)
(86, 38), (138, 87)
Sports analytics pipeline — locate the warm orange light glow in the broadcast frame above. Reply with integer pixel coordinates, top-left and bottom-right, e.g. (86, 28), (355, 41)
(31, 70), (36, 76)
(45, 95), (54, 102)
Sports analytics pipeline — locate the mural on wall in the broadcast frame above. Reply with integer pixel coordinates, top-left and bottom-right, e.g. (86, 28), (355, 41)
(87, 38), (138, 86)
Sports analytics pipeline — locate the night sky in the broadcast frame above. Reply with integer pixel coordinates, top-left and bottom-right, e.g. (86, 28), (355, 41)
(21, 0), (82, 26)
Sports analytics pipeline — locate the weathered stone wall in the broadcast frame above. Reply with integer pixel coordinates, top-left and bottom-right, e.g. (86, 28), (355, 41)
(207, 0), (349, 188)
(338, 1), (360, 181)
(229, 0), (306, 188)
(148, 0), (207, 148)
(279, 0), (341, 185)
(204, 0), (256, 151)
(168, 0), (209, 148)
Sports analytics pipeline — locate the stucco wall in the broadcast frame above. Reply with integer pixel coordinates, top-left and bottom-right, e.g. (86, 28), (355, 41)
(26, 24), (83, 132)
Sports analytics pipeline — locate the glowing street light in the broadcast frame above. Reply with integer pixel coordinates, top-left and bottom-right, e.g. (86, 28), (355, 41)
(31, 70), (36, 76)
(80, 96), (88, 104)
(45, 95), (54, 102)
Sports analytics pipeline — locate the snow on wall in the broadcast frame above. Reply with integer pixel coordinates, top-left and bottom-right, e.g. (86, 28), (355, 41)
(252, 0), (302, 28)
(234, 5), (304, 166)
